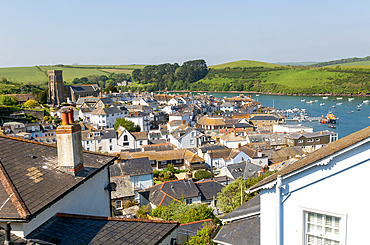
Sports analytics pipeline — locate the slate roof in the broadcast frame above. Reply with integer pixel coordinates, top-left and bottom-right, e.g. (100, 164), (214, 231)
(222, 194), (260, 221)
(142, 143), (175, 152)
(209, 149), (241, 161)
(250, 115), (278, 121)
(131, 131), (148, 141)
(26, 213), (179, 245)
(110, 157), (153, 177)
(195, 180), (224, 201)
(199, 144), (228, 153)
(226, 162), (246, 180)
(220, 133), (246, 142)
(0, 135), (115, 220)
(110, 175), (134, 199)
(287, 130), (334, 140)
(69, 84), (100, 93)
(214, 215), (260, 245)
(250, 125), (370, 191)
(90, 106), (122, 115)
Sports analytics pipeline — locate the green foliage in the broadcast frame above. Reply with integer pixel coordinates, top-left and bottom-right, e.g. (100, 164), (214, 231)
(193, 170), (211, 181)
(152, 201), (215, 224)
(24, 99), (39, 108)
(113, 118), (140, 132)
(104, 84), (118, 93)
(0, 95), (18, 106)
(312, 56), (370, 67)
(187, 223), (215, 245)
(217, 172), (276, 214)
(136, 204), (151, 219)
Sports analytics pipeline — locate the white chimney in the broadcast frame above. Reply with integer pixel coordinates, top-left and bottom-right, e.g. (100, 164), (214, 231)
(56, 109), (84, 175)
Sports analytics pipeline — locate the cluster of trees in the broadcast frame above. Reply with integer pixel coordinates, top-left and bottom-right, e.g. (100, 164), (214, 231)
(152, 200), (216, 224)
(113, 118), (141, 132)
(0, 78), (47, 95)
(217, 170), (275, 214)
(0, 94), (18, 106)
(130, 59), (209, 92)
(72, 73), (132, 89)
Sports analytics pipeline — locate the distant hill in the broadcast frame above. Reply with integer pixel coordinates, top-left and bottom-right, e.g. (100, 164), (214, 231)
(326, 60), (370, 69)
(311, 56), (370, 67)
(274, 62), (317, 66)
(209, 60), (284, 69)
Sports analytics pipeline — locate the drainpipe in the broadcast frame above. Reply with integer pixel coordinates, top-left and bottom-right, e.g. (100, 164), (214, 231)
(4, 222), (11, 245)
(276, 175), (282, 245)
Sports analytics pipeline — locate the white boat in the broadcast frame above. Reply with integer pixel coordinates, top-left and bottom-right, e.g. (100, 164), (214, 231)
(363, 100), (369, 103)
(322, 97), (328, 99)
(314, 100), (318, 102)
(306, 101), (314, 104)
(331, 105), (336, 108)
(357, 103), (363, 108)
(301, 99), (305, 102)
(348, 98), (354, 101)
(320, 103), (325, 106)
(336, 103), (343, 105)
(337, 97), (343, 100)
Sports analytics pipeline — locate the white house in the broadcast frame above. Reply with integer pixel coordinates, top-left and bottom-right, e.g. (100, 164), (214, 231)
(81, 128), (118, 153)
(247, 125), (370, 245)
(169, 111), (191, 124)
(204, 148), (250, 169)
(220, 102), (237, 112)
(169, 125), (201, 149)
(90, 106), (125, 129)
(116, 126), (149, 151)
(125, 111), (151, 132)
(220, 133), (248, 148)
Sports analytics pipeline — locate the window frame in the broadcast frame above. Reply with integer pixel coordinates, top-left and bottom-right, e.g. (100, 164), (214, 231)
(115, 200), (123, 210)
(299, 207), (347, 245)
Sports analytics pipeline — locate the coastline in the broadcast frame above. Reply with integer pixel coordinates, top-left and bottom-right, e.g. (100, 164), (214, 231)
(162, 90), (370, 97)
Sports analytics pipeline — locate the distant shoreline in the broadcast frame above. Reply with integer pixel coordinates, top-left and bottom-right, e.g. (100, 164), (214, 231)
(160, 90), (370, 97)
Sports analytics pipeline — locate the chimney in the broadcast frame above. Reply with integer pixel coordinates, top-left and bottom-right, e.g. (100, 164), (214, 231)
(56, 110), (84, 175)
(258, 169), (262, 177)
(4, 222), (11, 245)
(257, 151), (262, 158)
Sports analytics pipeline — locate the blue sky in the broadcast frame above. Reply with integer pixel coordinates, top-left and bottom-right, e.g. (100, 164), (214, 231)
(1, 0), (369, 67)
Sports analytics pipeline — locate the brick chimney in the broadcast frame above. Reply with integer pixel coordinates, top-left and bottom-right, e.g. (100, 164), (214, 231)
(56, 109), (84, 175)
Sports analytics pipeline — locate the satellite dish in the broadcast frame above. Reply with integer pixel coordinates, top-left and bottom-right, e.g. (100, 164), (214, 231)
(105, 182), (117, 192)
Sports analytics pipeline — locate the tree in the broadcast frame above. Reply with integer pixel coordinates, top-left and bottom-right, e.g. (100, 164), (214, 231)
(104, 84), (118, 93)
(24, 99), (39, 108)
(136, 204), (150, 219)
(217, 172), (276, 214)
(113, 118), (140, 132)
(187, 223), (215, 245)
(0, 95), (17, 106)
(193, 170), (211, 181)
(152, 201), (215, 224)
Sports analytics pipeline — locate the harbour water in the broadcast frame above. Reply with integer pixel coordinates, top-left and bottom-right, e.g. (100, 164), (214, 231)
(193, 92), (370, 139)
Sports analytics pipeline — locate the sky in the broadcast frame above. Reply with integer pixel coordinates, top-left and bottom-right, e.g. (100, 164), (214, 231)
(1, 0), (370, 68)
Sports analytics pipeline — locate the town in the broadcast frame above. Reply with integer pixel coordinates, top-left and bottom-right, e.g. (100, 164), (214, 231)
(0, 70), (367, 244)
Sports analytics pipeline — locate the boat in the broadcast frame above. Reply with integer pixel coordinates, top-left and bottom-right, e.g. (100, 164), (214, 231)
(357, 108), (361, 111)
(348, 98), (354, 101)
(357, 103), (363, 108)
(306, 101), (314, 104)
(320, 103), (325, 106)
(348, 111), (354, 113)
(256, 94), (259, 97)
(301, 99), (305, 102)
(314, 100), (318, 102)
(322, 97), (328, 99)
(331, 99), (336, 102)
(363, 100), (369, 103)
(328, 124), (336, 129)
(331, 105), (336, 108)
(336, 103), (343, 105)
(320, 113), (337, 124)
(337, 97), (343, 100)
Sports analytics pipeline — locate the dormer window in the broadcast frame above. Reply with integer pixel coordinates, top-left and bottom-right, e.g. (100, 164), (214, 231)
(87, 133), (91, 138)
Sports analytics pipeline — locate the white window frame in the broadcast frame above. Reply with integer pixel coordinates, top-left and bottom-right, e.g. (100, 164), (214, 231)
(115, 200), (123, 210)
(298, 140), (303, 143)
(299, 207), (347, 245)
(307, 139), (314, 143)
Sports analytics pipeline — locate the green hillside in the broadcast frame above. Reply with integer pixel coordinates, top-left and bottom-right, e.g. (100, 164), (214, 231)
(0, 64), (146, 85)
(326, 60), (370, 69)
(312, 56), (370, 67)
(209, 60), (283, 69)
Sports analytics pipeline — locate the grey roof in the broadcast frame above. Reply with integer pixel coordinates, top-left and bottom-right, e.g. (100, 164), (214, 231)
(243, 162), (262, 179)
(76, 97), (100, 105)
(90, 106), (122, 115)
(195, 180), (224, 201)
(26, 213), (179, 245)
(250, 115), (278, 121)
(142, 143), (174, 152)
(199, 144), (228, 153)
(222, 194), (260, 220)
(287, 130), (334, 140)
(214, 214), (260, 245)
(226, 162), (246, 180)
(0, 135), (115, 220)
(149, 132), (162, 139)
(110, 157), (153, 177)
(69, 84), (99, 93)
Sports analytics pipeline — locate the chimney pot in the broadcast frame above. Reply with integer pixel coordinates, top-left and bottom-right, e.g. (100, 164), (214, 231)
(61, 111), (69, 125)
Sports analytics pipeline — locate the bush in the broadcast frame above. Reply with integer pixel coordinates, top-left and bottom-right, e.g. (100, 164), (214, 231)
(193, 170), (211, 181)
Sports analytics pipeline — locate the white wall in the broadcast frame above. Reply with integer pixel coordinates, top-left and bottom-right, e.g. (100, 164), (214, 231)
(260, 140), (370, 245)
(9, 167), (111, 238)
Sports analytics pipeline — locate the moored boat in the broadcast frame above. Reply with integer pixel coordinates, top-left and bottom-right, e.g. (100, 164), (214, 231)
(322, 97), (328, 99)
(320, 113), (337, 124)
(320, 103), (325, 106)
(348, 98), (354, 101)
(363, 100), (369, 104)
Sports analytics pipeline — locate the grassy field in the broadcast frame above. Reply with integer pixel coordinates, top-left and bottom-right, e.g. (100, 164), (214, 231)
(209, 60), (284, 69)
(326, 60), (370, 69)
(0, 64), (146, 85)
(198, 68), (351, 88)
(0, 66), (47, 83)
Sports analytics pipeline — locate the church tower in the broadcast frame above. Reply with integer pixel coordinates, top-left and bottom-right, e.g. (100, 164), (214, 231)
(48, 70), (66, 106)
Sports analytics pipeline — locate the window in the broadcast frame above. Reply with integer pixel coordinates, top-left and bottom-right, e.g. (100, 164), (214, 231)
(109, 139), (112, 143)
(133, 177), (139, 188)
(307, 139), (314, 143)
(87, 141), (90, 145)
(315, 138), (320, 142)
(298, 140), (303, 143)
(110, 145), (113, 151)
(186, 199), (192, 204)
(87, 148), (90, 151)
(304, 211), (342, 245)
(190, 139), (194, 145)
(98, 140), (101, 144)
(115, 200), (123, 210)
(124, 135), (128, 141)
(98, 146), (102, 151)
